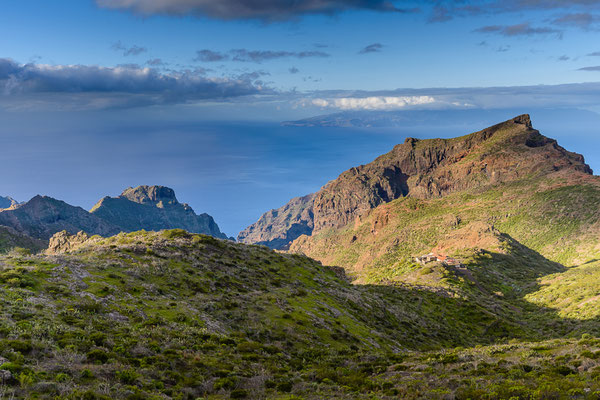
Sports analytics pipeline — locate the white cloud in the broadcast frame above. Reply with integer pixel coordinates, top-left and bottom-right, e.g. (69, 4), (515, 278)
(0, 58), (268, 110)
(310, 95), (436, 110)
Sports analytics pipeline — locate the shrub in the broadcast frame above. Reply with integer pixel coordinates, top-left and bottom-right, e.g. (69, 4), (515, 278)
(230, 389), (249, 398)
(214, 377), (237, 390)
(2, 339), (33, 354)
(87, 349), (110, 364)
(116, 369), (138, 384)
(162, 229), (190, 240)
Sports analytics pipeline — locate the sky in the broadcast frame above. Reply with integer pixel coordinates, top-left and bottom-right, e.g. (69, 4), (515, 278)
(1, 0), (600, 236)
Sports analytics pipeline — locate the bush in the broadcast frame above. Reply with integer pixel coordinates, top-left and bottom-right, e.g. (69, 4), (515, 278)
(116, 369), (138, 384)
(230, 389), (249, 398)
(87, 349), (110, 364)
(162, 229), (190, 240)
(214, 377), (237, 390)
(2, 339), (33, 354)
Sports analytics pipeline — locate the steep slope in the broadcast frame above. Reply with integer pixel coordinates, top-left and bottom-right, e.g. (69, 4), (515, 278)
(0, 195), (121, 240)
(237, 193), (315, 248)
(241, 115), (592, 248)
(90, 185), (228, 239)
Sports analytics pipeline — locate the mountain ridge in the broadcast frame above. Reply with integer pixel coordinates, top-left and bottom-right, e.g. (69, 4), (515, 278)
(0, 185), (227, 245)
(239, 114), (593, 249)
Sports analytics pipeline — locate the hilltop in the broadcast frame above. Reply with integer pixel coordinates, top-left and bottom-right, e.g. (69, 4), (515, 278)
(0, 195), (121, 240)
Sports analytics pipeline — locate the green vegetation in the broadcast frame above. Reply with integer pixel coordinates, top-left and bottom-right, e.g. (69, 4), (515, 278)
(0, 230), (502, 398)
(2, 229), (600, 398)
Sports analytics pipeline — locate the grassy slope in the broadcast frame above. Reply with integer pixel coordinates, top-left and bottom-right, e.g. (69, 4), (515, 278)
(0, 230), (600, 398)
(290, 170), (600, 335)
(0, 229), (536, 399)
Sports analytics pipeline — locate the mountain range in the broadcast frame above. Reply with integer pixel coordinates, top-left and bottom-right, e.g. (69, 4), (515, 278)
(0, 185), (227, 248)
(2, 115), (600, 398)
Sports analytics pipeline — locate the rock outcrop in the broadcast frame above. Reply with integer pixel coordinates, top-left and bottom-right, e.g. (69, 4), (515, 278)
(90, 185), (228, 239)
(240, 115), (593, 249)
(0, 186), (228, 245)
(46, 230), (97, 255)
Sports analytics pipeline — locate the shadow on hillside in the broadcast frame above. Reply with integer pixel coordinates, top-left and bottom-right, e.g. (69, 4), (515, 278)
(355, 233), (600, 349)
(571, 258), (599, 268)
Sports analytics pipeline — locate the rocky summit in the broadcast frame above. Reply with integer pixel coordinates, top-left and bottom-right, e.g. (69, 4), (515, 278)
(90, 185), (228, 239)
(240, 114), (593, 249)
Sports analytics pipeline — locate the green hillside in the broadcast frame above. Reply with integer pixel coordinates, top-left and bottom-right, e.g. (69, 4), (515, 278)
(2, 230), (600, 398)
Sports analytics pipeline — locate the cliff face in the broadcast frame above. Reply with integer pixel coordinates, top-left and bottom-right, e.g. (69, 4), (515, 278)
(90, 185), (228, 239)
(240, 115), (593, 249)
(237, 193), (315, 248)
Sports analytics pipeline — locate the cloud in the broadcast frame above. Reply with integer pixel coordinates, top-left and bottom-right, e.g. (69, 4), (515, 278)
(298, 82), (600, 112)
(310, 96), (436, 110)
(111, 41), (148, 56)
(474, 22), (562, 37)
(289, 67), (300, 74)
(194, 49), (330, 63)
(95, 0), (415, 21)
(551, 12), (600, 29)
(359, 43), (383, 54)
(579, 65), (600, 71)
(195, 50), (228, 62)
(230, 49), (329, 62)
(146, 58), (165, 66)
(588, 51), (600, 56)
(0, 58), (267, 110)
(426, 1), (600, 26)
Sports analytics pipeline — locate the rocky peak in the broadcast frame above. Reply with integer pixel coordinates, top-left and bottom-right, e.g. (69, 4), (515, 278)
(90, 186), (228, 239)
(240, 114), (593, 249)
(512, 113), (532, 128)
(120, 185), (178, 207)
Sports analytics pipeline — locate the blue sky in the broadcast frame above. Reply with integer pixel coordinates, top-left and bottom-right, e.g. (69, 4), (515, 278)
(1, 0), (600, 235)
